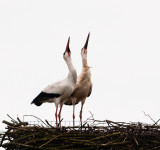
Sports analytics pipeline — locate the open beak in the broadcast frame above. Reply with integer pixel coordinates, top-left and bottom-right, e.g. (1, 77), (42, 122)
(84, 33), (90, 49)
(65, 37), (70, 53)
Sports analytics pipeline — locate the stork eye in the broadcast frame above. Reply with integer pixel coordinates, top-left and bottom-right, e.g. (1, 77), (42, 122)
(63, 52), (65, 55)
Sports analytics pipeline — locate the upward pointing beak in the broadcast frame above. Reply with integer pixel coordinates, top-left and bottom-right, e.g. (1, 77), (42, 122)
(84, 33), (90, 49)
(65, 37), (70, 52)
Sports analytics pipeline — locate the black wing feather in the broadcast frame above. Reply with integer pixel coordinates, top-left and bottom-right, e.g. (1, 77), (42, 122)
(31, 92), (60, 106)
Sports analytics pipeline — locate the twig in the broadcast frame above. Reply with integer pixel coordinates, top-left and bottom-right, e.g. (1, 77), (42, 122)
(142, 111), (155, 123)
(45, 120), (53, 128)
(153, 119), (160, 126)
(39, 135), (61, 148)
(2, 120), (15, 126)
(133, 137), (139, 145)
(17, 117), (22, 123)
(57, 118), (63, 127)
(23, 115), (49, 127)
(89, 111), (94, 120)
(7, 114), (17, 123)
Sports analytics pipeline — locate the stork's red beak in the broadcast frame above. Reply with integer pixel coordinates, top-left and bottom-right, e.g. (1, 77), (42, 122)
(84, 33), (90, 49)
(65, 37), (70, 53)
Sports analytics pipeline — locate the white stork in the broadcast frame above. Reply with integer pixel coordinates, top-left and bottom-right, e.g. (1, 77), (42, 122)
(65, 33), (92, 126)
(31, 37), (77, 126)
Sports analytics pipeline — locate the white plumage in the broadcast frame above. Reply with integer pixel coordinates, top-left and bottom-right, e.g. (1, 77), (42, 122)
(31, 37), (77, 126)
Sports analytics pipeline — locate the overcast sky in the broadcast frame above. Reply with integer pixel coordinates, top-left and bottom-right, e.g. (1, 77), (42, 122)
(0, 0), (160, 131)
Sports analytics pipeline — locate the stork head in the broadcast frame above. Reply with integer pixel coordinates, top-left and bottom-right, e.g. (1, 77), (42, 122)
(63, 37), (71, 60)
(81, 33), (90, 59)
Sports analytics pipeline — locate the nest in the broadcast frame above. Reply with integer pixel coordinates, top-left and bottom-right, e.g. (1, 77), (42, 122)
(0, 115), (160, 150)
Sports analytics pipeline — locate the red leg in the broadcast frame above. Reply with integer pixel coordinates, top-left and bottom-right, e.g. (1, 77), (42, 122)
(58, 104), (63, 127)
(80, 100), (85, 126)
(71, 98), (76, 128)
(73, 104), (75, 127)
(80, 107), (83, 126)
(55, 105), (58, 127)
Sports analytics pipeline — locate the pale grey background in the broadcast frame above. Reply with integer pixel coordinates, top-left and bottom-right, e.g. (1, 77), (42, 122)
(0, 0), (160, 133)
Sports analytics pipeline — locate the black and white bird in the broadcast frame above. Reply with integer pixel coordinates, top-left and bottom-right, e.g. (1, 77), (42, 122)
(31, 37), (77, 126)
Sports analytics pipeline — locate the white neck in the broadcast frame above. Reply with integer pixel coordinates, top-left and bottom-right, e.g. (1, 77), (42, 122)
(65, 58), (77, 84)
(65, 58), (74, 72)
(82, 56), (89, 68)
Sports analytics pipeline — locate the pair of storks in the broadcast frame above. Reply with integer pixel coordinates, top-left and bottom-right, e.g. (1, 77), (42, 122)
(31, 33), (92, 127)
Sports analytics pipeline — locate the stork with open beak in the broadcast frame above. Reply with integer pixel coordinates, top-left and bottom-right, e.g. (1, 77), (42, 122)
(31, 37), (77, 127)
(65, 33), (92, 127)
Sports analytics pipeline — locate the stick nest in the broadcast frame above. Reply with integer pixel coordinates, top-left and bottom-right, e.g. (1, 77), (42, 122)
(0, 115), (160, 150)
